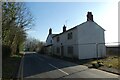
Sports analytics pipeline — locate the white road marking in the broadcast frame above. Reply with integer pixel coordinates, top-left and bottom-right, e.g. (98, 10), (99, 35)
(17, 56), (24, 79)
(48, 63), (69, 75)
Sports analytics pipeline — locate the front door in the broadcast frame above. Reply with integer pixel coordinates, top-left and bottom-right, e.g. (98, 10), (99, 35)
(61, 46), (64, 57)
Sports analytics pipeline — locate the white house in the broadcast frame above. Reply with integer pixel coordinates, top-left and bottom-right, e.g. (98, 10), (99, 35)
(46, 12), (106, 59)
(45, 28), (56, 55)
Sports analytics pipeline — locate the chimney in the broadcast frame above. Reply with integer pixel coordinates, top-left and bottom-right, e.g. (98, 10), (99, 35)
(63, 25), (66, 32)
(87, 12), (93, 21)
(49, 28), (52, 35)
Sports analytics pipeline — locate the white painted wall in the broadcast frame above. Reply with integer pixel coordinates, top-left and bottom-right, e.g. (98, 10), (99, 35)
(48, 21), (106, 59)
(53, 28), (79, 58)
(46, 34), (54, 46)
(77, 21), (106, 59)
(46, 34), (54, 54)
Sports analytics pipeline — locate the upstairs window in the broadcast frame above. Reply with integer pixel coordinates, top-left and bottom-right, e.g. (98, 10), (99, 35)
(56, 36), (60, 42)
(68, 32), (72, 40)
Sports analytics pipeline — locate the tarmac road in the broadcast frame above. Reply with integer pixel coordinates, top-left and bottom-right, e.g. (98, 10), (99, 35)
(18, 52), (119, 79)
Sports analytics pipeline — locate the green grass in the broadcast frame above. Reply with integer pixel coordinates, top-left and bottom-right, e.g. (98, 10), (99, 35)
(2, 54), (22, 79)
(90, 56), (120, 69)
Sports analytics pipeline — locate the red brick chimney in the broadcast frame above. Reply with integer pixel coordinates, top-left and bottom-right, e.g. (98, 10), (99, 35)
(87, 12), (93, 21)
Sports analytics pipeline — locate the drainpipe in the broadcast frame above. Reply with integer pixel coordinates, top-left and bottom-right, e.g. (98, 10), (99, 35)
(96, 43), (98, 62)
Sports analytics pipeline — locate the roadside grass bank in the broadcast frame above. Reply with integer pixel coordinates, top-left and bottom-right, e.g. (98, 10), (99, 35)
(49, 54), (120, 75)
(90, 56), (120, 69)
(89, 56), (120, 75)
(2, 54), (23, 79)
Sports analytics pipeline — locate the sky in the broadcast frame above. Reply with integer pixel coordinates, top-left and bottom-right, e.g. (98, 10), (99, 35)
(25, 1), (119, 45)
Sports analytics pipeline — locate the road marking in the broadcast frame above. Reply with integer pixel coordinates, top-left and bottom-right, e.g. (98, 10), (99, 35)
(17, 56), (24, 80)
(48, 63), (69, 75)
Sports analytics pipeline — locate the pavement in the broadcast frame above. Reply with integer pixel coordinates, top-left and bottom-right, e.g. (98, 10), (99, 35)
(18, 52), (119, 79)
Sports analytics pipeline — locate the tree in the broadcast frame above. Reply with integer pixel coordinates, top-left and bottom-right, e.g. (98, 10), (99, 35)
(25, 37), (45, 52)
(2, 2), (34, 57)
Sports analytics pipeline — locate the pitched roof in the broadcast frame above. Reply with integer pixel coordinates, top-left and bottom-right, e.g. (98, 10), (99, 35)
(52, 26), (77, 38)
(46, 34), (57, 42)
(52, 21), (105, 38)
(93, 21), (105, 31)
(52, 21), (87, 38)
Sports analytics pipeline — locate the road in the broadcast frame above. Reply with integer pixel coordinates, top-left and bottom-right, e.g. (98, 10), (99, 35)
(19, 52), (119, 79)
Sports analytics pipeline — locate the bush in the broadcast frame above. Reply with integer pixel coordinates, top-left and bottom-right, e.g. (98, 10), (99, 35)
(2, 45), (11, 59)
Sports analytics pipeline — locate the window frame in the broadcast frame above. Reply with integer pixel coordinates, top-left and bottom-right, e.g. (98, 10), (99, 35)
(56, 36), (60, 42)
(67, 32), (73, 40)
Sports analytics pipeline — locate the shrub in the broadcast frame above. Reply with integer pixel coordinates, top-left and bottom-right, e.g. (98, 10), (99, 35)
(2, 45), (11, 59)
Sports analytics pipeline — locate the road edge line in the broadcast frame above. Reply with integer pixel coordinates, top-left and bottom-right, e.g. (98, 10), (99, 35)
(17, 53), (24, 80)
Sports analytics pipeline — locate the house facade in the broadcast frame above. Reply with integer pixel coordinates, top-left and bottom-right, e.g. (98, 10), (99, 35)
(45, 12), (106, 59)
(45, 28), (55, 55)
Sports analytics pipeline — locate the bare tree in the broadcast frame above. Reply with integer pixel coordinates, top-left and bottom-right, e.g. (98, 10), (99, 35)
(2, 2), (34, 56)
(25, 37), (45, 52)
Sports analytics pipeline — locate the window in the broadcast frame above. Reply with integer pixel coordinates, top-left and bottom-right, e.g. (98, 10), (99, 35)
(56, 36), (60, 42)
(67, 32), (72, 40)
(67, 46), (73, 54)
(56, 47), (60, 53)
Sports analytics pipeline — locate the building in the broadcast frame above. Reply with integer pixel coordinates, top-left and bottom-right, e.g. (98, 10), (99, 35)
(45, 28), (55, 55)
(45, 12), (106, 59)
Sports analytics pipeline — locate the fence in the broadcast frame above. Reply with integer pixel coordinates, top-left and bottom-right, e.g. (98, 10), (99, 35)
(105, 42), (120, 57)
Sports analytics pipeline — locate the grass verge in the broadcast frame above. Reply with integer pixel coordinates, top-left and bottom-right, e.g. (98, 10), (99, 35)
(90, 56), (120, 69)
(2, 54), (22, 79)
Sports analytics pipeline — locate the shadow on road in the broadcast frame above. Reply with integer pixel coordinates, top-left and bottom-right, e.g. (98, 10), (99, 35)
(23, 53), (80, 77)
